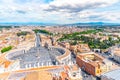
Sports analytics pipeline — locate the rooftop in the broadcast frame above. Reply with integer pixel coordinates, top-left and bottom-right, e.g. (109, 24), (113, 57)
(77, 52), (106, 67)
(23, 71), (53, 80)
(0, 65), (67, 80)
(101, 69), (120, 80)
(0, 53), (14, 69)
(112, 48), (120, 57)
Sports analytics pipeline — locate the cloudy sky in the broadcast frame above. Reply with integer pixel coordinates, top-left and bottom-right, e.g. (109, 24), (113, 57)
(0, 0), (120, 24)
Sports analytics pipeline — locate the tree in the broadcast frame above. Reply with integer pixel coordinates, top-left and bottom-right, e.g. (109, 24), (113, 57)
(1, 46), (12, 53)
(17, 31), (30, 36)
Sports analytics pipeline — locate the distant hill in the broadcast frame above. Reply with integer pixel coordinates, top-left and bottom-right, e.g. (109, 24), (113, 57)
(0, 22), (120, 26)
(64, 22), (120, 26)
(0, 22), (57, 26)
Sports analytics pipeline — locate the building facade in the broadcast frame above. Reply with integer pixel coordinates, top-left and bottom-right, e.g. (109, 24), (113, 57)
(76, 52), (112, 76)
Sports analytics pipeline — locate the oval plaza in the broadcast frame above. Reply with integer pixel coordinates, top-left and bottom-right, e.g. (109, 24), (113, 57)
(6, 34), (72, 69)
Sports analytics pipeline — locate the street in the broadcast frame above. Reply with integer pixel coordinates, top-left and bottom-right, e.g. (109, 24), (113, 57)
(96, 52), (120, 66)
(81, 70), (97, 80)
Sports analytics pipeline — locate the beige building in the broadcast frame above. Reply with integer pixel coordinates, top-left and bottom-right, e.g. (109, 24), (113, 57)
(111, 47), (120, 63)
(0, 65), (82, 80)
(67, 65), (82, 80)
(76, 52), (112, 76)
(0, 53), (20, 73)
(70, 44), (91, 55)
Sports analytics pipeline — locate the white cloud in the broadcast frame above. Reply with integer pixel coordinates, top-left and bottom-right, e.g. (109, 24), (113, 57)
(0, 0), (120, 23)
(67, 10), (120, 23)
(45, 0), (118, 12)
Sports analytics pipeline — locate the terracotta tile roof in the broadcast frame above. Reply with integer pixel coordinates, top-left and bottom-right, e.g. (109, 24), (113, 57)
(71, 65), (78, 71)
(0, 53), (13, 68)
(15, 66), (61, 73)
(0, 72), (9, 80)
(0, 66), (61, 80)
(64, 65), (70, 71)
(4, 61), (12, 68)
(24, 71), (53, 80)
(60, 72), (68, 80)
(0, 53), (7, 65)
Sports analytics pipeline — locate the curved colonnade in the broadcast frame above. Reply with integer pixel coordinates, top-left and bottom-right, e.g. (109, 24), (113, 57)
(5, 46), (71, 69)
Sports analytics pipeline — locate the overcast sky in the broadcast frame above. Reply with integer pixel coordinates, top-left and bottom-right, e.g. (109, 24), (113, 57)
(0, 0), (120, 24)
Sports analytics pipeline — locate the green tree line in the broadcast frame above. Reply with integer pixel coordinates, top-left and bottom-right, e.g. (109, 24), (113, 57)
(1, 46), (12, 53)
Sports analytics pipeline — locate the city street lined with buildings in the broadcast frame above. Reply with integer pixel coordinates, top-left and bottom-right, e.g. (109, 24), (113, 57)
(0, 26), (120, 80)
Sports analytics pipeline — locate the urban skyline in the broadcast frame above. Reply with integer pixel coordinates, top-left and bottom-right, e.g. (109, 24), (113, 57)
(0, 0), (120, 80)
